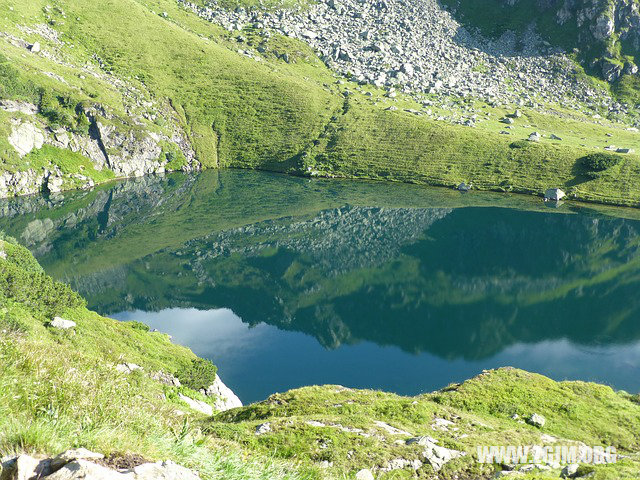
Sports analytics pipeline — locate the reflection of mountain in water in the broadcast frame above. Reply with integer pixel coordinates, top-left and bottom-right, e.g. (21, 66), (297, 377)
(2, 170), (640, 362)
(189, 206), (451, 274)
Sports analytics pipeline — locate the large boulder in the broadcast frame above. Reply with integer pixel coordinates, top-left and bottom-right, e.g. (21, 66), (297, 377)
(8, 122), (45, 157)
(205, 374), (242, 412)
(421, 439), (466, 471)
(50, 317), (76, 330)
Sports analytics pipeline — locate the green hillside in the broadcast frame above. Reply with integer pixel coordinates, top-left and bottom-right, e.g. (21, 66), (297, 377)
(2, 0), (640, 205)
(2, 234), (640, 478)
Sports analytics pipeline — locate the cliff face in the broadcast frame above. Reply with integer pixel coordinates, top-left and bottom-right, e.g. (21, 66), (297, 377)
(447, 0), (640, 82)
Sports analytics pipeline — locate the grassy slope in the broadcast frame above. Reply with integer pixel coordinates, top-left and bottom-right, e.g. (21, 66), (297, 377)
(0, 234), (313, 480)
(2, 0), (640, 206)
(2, 231), (640, 479)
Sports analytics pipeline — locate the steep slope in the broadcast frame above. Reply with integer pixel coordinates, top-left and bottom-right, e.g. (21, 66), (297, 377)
(441, 0), (640, 101)
(2, 0), (640, 206)
(2, 233), (640, 479)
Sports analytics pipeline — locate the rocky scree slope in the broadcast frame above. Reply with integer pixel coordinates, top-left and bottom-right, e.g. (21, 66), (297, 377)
(3, 0), (640, 206)
(184, 0), (618, 111)
(442, 0), (640, 87)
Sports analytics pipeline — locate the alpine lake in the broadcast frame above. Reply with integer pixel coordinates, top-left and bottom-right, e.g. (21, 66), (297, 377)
(3, 169), (640, 403)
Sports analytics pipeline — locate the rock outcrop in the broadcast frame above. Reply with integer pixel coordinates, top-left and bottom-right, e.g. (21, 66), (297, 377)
(0, 451), (201, 480)
(8, 121), (45, 157)
(180, 0), (611, 108)
(204, 374), (243, 411)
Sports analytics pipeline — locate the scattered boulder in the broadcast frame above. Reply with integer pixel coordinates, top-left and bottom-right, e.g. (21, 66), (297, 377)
(544, 188), (565, 202)
(130, 460), (201, 480)
(381, 458), (422, 472)
(0, 100), (38, 115)
(421, 438), (466, 471)
(528, 132), (541, 142)
(150, 371), (181, 387)
(373, 421), (412, 436)
(46, 458), (202, 480)
(355, 469), (374, 480)
(561, 464), (580, 478)
(527, 413), (546, 428)
(500, 117), (515, 125)
(255, 422), (272, 435)
(2, 454), (52, 480)
(50, 317), (76, 330)
(8, 122), (45, 157)
(457, 182), (472, 192)
(51, 449), (105, 471)
(431, 417), (455, 430)
(550, 134), (563, 141)
(616, 148), (634, 154)
(29, 42), (41, 53)
(115, 363), (143, 374)
(406, 436), (439, 446)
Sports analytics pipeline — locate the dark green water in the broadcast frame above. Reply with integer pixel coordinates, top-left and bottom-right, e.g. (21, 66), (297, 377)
(3, 169), (640, 402)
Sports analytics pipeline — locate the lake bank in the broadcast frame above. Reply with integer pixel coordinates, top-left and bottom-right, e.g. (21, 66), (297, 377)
(1, 235), (640, 479)
(3, 170), (640, 403)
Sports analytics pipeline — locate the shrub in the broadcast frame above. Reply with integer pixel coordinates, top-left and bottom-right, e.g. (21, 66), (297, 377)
(509, 140), (529, 149)
(0, 310), (30, 333)
(0, 53), (41, 104)
(128, 321), (150, 332)
(582, 152), (621, 172)
(0, 241), (85, 319)
(175, 358), (218, 391)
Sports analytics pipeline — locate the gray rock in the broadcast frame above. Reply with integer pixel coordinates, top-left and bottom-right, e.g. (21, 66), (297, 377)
(115, 363), (143, 374)
(355, 469), (375, 480)
(1, 455), (51, 480)
(616, 148), (634, 154)
(544, 188), (565, 202)
(561, 464), (580, 478)
(150, 371), (181, 387)
(204, 374), (243, 411)
(47, 459), (201, 480)
(50, 317), (77, 329)
(51, 449), (105, 471)
(8, 122), (45, 157)
(421, 438), (466, 471)
(381, 458), (422, 472)
(527, 413), (546, 428)
(501, 117), (515, 124)
(528, 132), (541, 142)
(0, 100), (38, 115)
(29, 42), (41, 53)
(255, 422), (272, 435)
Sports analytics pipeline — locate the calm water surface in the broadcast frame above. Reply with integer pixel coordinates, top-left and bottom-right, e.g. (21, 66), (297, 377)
(3, 170), (640, 403)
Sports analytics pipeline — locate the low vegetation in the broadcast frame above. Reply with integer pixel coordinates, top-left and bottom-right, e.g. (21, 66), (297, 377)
(1, 233), (640, 478)
(0, 235), (310, 480)
(1, 0), (640, 206)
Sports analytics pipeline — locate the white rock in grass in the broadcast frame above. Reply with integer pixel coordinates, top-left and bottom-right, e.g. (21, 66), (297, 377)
(527, 413), (546, 428)
(178, 394), (213, 416)
(255, 422), (272, 435)
(51, 317), (76, 329)
(204, 374), (242, 411)
(132, 460), (201, 480)
(2, 455), (52, 480)
(8, 122), (45, 157)
(51, 449), (105, 471)
(29, 42), (41, 53)
(355, 469), (375, 480)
